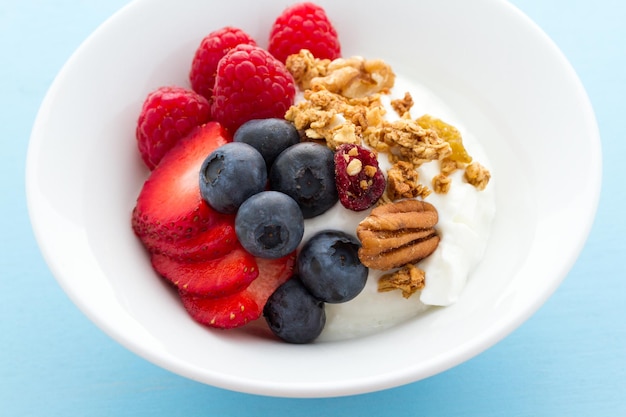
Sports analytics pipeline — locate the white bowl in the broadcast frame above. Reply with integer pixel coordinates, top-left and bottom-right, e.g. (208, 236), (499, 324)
(26, 0), (601, 397)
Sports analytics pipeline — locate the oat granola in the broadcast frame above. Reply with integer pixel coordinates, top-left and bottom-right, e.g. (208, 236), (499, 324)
(378, 264), (426, 298)
(464, 161), (491, 191)
(385, 161), (431, 200)
(285, 51), (493, 298)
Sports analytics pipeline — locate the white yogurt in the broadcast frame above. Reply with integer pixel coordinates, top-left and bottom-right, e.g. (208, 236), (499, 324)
(300, 76), (496, 342)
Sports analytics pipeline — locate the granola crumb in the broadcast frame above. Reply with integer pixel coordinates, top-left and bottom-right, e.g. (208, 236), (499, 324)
(416, 114), (472, 164)
(364, 116), (453, 166)
(385, 161), (431, 200)
(432, 173), (452, 194)
(391, 92), (414, 117)
(378, 264), (426, 298)
(330, 122), (360, 149)
(464, 161), (491, 190)
(440, 158), (464, 175)
(284, 87), (383, 149)
(363, 164), (378, 178)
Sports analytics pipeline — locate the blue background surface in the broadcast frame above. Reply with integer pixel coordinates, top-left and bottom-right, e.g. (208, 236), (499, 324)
(1, 1), (624, 415)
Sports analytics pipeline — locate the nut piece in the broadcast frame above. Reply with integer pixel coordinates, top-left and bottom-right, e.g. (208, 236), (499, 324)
(346, 158), (363, 176)
(285, 49), (396, 98)
(356, 200), (440, 270)
(378, 264), (425, 298)
(285, 49), (331, 90)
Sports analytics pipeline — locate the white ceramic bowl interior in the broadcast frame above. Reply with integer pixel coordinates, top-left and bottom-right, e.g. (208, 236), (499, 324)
(26, 0), (601, 397)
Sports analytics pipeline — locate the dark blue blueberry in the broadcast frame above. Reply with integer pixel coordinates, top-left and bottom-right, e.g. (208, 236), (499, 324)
(233, 118), (300, 169)
(199, 142), (267, 214)
(263, 277), (326, 344)
(297, 230), (368, 303)
(235, 191), (304, 259)
(269, 142), (338, 219)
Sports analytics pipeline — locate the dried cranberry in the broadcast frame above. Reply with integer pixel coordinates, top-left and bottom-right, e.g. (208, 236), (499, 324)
(334, 144), (386, 211)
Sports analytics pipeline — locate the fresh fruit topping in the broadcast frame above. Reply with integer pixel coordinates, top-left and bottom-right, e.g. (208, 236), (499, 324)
(189, 26), (257, 101)
(199, 142), (267, 214)
(180, 253), (296, 329)
(235, 191), (304, 259)
(136, 86), (211, 170)
(132, 122), (231, 245)
(233, 118), (300, 168)
(211, 44), (296, 133)
(334, 143), (386, 211)
(269, 142), (338, 218)
(147, 218), (238, 263)
(263, 277), (326, 344)
(268, 2), (341, 63)
(151, 245), (258, 297)
(297, 230), (368, 303)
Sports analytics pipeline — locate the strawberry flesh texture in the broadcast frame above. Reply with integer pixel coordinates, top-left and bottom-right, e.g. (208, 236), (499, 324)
(151, 245), (258, 297)
(180, 253), (296, 329)
(132, 122), (231, 248)
(139, 215), (238, 263)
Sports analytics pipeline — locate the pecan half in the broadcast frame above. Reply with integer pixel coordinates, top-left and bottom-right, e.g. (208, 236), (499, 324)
(356, 200), (439, 270)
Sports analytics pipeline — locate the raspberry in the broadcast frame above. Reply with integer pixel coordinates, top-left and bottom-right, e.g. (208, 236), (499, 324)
(334, 144), (386, 211)
(268, 2), (341, 63)
(189, 26), (257, 101)
(136, 86), (210, 170)
(211, 44), (296, 133)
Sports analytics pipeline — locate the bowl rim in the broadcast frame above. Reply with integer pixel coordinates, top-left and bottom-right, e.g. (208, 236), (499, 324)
(25, 0), (602, 398)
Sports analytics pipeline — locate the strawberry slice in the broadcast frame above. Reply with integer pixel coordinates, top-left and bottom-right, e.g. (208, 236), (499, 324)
(142, 216), (238, 263)
(151, 245), (258, 297)
(132, 122), (231, 247)
(180, 252), (296, 329)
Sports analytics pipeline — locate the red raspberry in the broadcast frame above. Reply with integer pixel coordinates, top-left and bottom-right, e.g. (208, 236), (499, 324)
(334, 144), (386, 211)
(189, 26), (257, 101)
(136, 86), (210, 170)
(211, 44), (296, 133)
(268, 2), (341, 63)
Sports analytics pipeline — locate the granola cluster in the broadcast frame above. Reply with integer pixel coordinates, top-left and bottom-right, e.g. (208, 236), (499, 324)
(378, 264), (426, 298)
(284, 50), (492, 298)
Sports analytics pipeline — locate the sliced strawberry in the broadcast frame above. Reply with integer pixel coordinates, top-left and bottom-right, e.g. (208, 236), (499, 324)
(141, 216), (238, 262)
(132, 122), (231, 246)
(152, 245), (258, 297)
(180, 252), (296, 329)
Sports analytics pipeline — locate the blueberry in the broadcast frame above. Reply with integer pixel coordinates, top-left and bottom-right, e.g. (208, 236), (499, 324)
(269, 142), (338, 219)
(233, 118), (300, 169)
(264, 277), (326, 344)
(235, 191), (304, 258)
(199, 142), (267, 214)
(297, 230), (368, 303)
